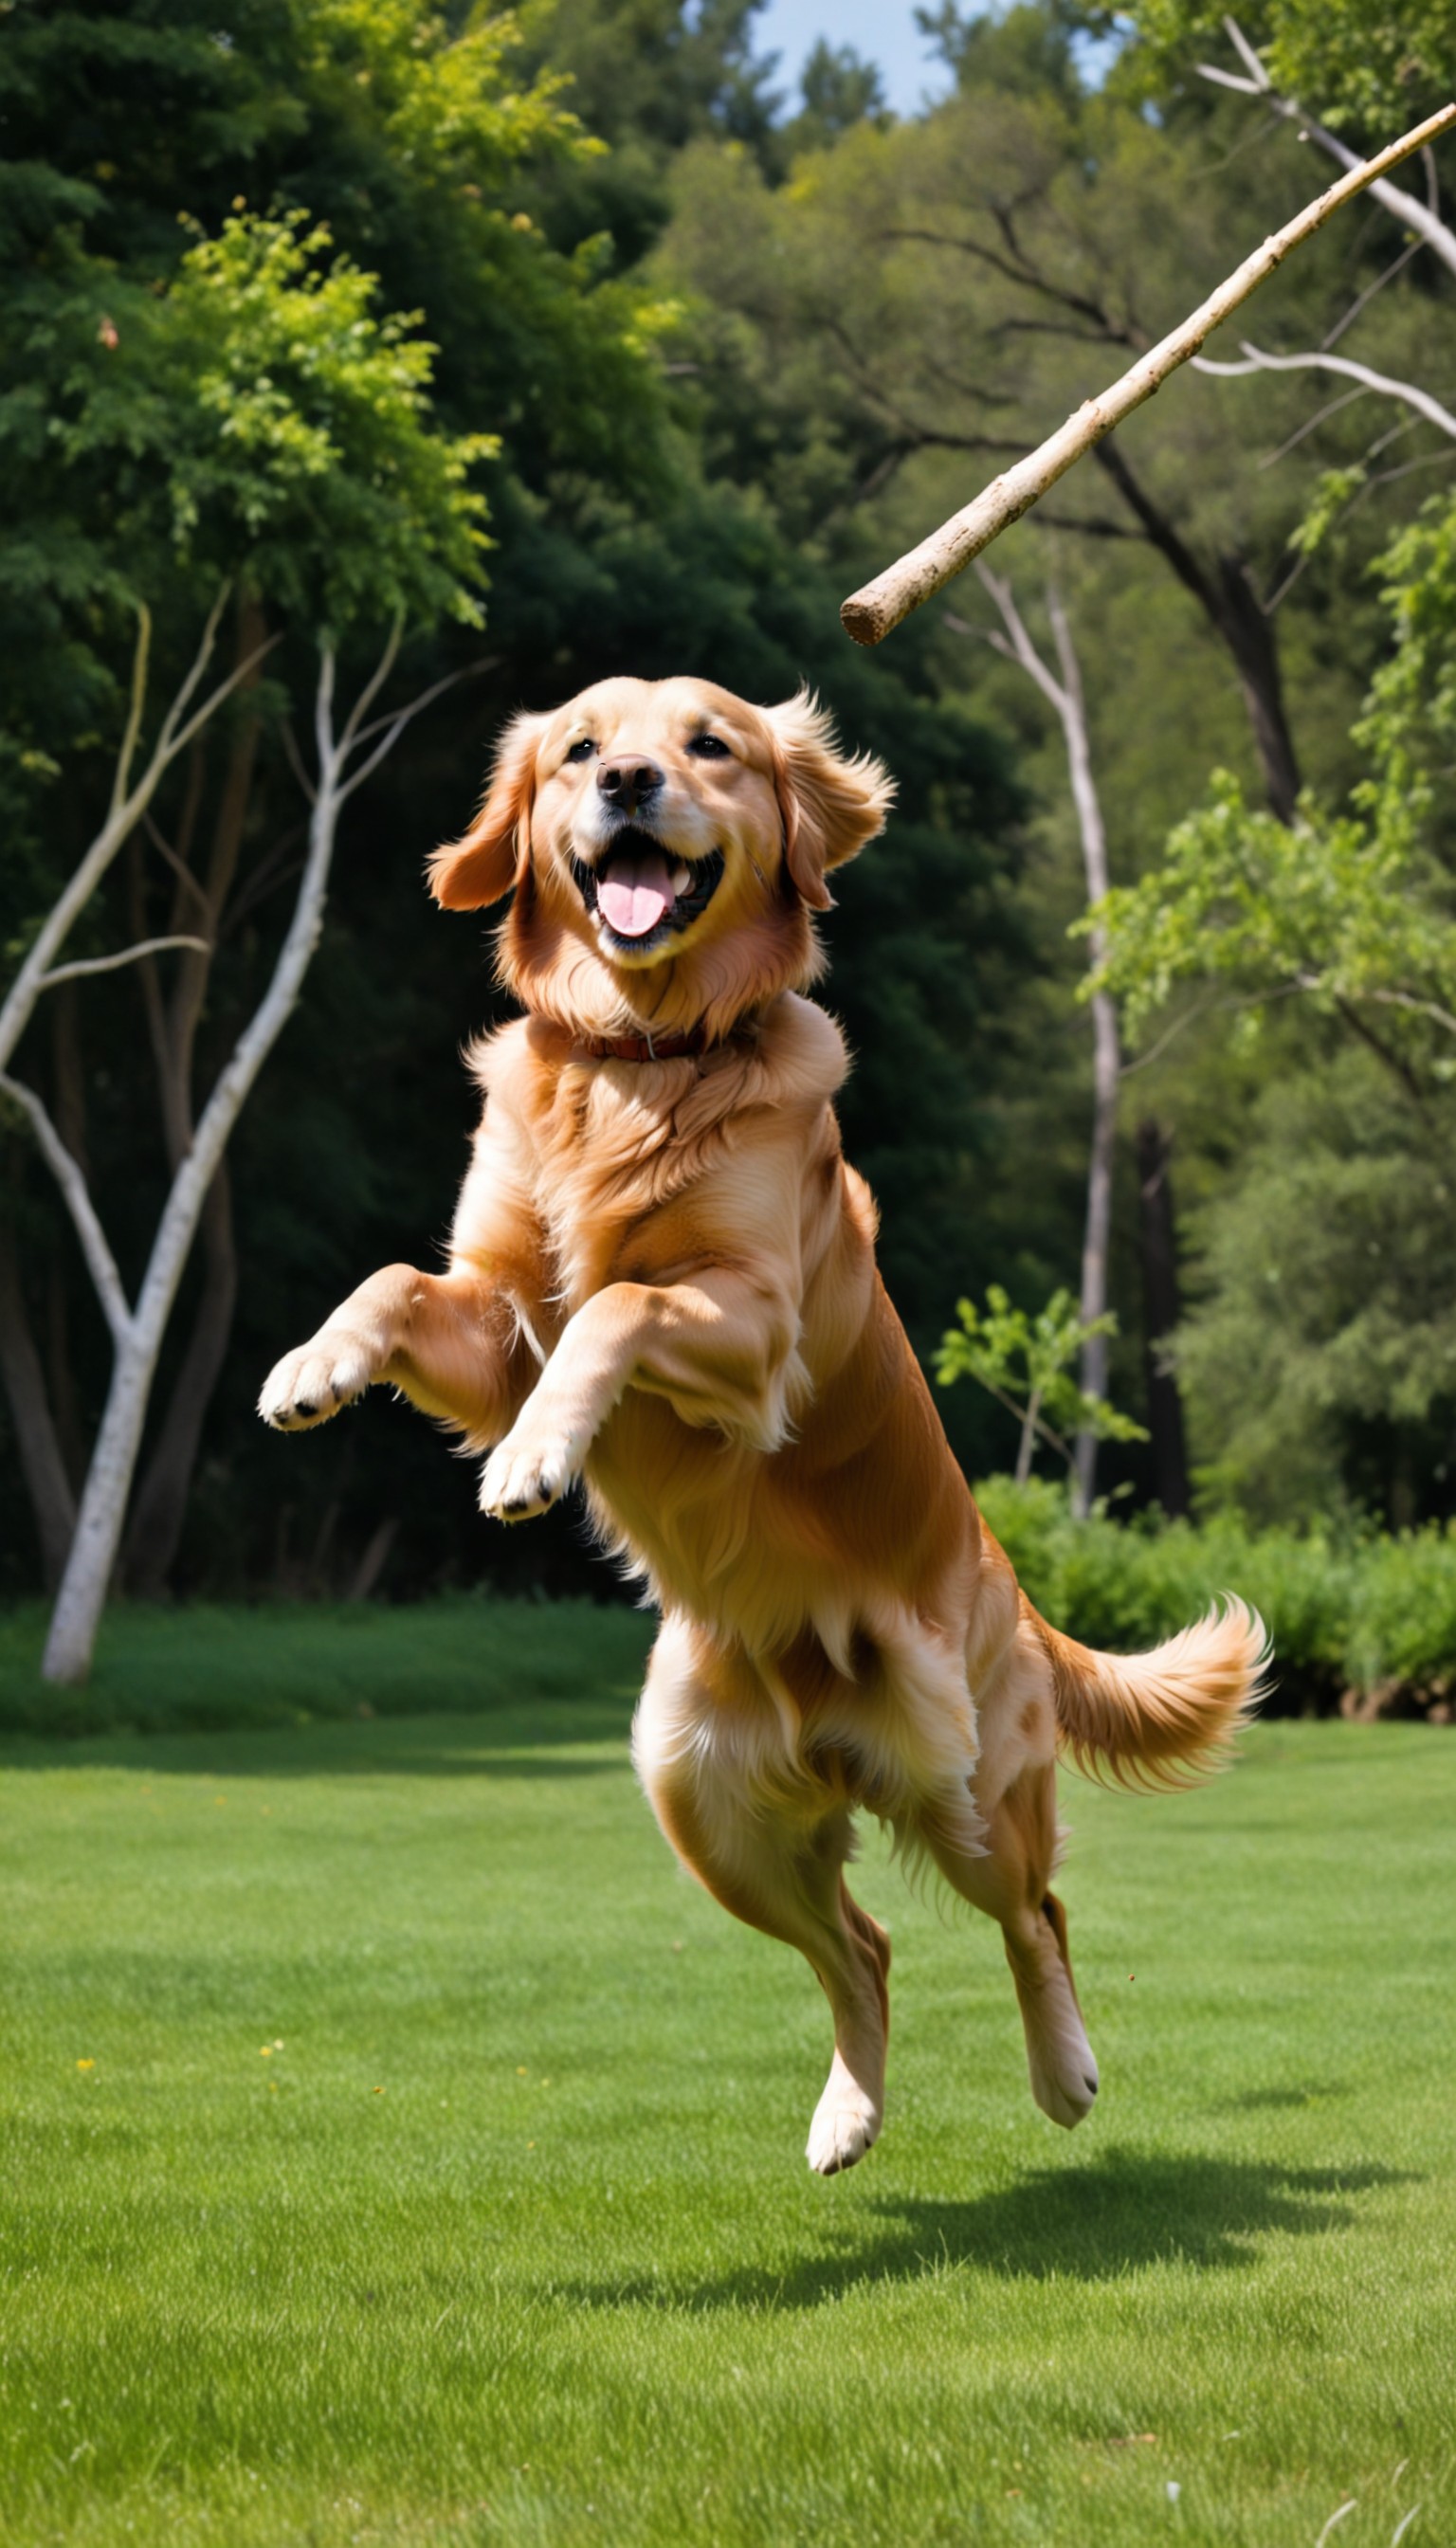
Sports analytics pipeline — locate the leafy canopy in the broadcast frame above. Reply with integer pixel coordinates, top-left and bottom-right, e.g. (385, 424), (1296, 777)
(1110, 0), (1456, 131)
(1089, 497), (1456, 1085)
(62, 209), (494, 634)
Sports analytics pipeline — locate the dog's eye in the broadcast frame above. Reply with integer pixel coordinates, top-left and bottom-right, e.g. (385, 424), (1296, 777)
(686, 734), (731, 759)
(565, 737), (597, 764)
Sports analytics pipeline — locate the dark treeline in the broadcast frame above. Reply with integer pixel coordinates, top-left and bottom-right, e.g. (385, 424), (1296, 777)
(6, 0), (1456, 1611)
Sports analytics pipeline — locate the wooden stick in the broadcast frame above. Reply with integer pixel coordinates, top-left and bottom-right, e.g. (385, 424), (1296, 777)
(840, 101), (1456, 647)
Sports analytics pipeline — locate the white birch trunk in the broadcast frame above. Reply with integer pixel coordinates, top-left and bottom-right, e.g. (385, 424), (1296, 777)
(1047, 597), (1120, 1517)
(971, 573), (1120, 1516)
(40, 691), (346, 1683)
(4, 603), (467, 1685)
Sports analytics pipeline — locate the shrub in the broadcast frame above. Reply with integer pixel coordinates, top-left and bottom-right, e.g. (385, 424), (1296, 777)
(974, 1477), (1452, 1719)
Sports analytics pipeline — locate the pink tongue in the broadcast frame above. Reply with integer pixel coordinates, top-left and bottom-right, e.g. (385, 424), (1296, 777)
(598, 846), (675, 939)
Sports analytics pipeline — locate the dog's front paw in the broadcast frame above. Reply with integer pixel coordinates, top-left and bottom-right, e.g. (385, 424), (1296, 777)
(259, 1331), (378, 1432)
(479, 1417), (586, 1522)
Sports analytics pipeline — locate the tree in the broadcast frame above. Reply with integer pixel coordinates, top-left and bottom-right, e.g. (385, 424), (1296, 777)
(954, 569), (1123, 1512)
(1, 210), (490, 1683)
(785, 42), (890, 155)
(1145, 1052), (1456, 1524)
(935, 1283), (1146, 1494)
(1064, 9), (1456, 1520)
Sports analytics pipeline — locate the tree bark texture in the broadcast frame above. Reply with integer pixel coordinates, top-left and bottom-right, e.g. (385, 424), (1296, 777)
(0, 1222), (77, 1589)
(121, 1161), (238, 1594)
(1092, 440), (1302, 822)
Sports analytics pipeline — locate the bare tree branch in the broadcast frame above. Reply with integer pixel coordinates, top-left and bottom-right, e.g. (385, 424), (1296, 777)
(143, 812), (214, 913)
(841, 101), (1456, 646)
(338, 613), (403, 755)
(344, 654), (500, 753)
(1201, 16), (1456, 282)
(877, 227), (1135, 343)
(0, 587), (277, 1077)
(40, 630), (482, 1683)
(109, 606), (153, 819)
(1322, 235), (1423, 348)
(1193, 341), (1456, 441)
(0, 1075), (132, 1345)
(1259, 383), (1374, 466)
(37, 937), (212, 992)
(165, 629), (280, 762)
(281, 719), (318, 806)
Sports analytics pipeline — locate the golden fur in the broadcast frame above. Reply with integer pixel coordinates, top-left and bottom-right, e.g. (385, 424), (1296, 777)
(260, 675), (1265, 2172)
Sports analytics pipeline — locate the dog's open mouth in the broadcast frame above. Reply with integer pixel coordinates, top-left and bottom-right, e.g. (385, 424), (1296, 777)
(571, 829), (726, 956)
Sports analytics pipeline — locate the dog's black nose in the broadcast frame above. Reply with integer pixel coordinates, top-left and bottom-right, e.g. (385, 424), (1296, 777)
(596, 755), (664, 817)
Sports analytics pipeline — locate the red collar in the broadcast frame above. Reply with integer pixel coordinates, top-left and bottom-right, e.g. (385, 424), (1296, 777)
(576, 1020), (752, 1065)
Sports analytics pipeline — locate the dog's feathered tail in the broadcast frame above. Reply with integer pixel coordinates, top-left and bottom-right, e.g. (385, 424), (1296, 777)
(1029, 1597), (1269, 1792)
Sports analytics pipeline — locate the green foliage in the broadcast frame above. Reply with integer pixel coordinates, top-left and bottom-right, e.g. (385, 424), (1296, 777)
(1112, 0), (1456, 130)
(979, 1470), (1456, 1709)
(937, 1285), (1147, 1483)
(44, 209), (492, 634)
(1090, 492), (1456, 1080)
(786, 41), (889, 153)
(1086, 769), (1456, 1052)
(70, 209), (492, 631)
(1151, 1056), (1456, 1521)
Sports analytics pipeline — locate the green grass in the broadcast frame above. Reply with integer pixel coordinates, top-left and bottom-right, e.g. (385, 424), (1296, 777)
(1, 1673), (1452, 2544)
(0, 1597), (657, 1739)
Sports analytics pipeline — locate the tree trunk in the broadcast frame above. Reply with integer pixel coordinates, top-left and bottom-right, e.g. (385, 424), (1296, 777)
(1136, 1118), (1191, 1520)
(0, 1222), (77, 1589)
(1043, 594), (1121, 1517)
(1210, 554), (1302, 826)
(119, 597), (266, 1593)
(121, 1161), (238, 1594)
(45, 1256), (87, 1493)
(1075, 985), (1119, 1516)
(42, 648), (353, 1684)
(1093, 439), (1302, 823)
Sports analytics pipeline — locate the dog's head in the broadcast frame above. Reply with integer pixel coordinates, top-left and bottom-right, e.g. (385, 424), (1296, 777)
(428, 677), (894, 1040)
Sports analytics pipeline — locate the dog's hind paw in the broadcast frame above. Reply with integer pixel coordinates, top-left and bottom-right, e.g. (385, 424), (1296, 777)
(806, 2075), (881, 2177)
(1028, 2041), (1100, 2131)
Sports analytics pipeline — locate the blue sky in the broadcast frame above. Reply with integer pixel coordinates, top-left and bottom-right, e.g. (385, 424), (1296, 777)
(754, 0), (955, 118)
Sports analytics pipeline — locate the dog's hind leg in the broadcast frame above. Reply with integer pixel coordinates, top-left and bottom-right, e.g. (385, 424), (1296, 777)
(916, 1760), (1099, 2130)
(633, 1627), (890, 2176)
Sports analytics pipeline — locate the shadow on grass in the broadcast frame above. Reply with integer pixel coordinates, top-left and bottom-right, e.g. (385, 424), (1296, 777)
(1220, 2083), (1350, 2112)
(0, 1704), (635, 1779)
(564, 2148), (1415, 2312)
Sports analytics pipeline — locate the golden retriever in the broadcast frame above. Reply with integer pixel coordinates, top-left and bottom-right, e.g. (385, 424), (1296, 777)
(259, 676), (1264, 2174)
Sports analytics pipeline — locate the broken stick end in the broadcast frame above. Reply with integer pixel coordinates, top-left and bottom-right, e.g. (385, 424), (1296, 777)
(840, 591), (891, 646)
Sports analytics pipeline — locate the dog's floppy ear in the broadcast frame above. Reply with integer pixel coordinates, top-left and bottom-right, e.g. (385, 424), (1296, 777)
(428, 711), (547, 910)
(765, 687), (895, 912)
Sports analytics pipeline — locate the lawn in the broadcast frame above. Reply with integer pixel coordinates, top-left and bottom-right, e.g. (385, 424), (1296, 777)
(1, 1611), (1452, 2545)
